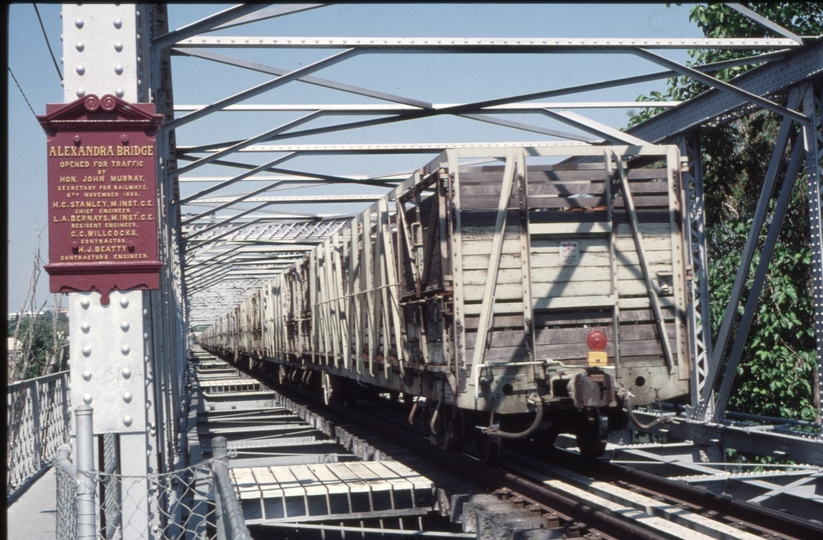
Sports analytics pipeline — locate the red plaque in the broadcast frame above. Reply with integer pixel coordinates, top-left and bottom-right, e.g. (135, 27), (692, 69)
(38, 94), (164, 304)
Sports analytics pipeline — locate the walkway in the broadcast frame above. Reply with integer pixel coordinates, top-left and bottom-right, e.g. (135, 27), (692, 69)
(7, 467), (58, 539)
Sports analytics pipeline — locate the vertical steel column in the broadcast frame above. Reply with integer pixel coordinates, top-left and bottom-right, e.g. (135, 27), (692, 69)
(676, 134), (713, 420)
(802, 82), (823, 428)
(75, 405), (96, 540)
(693, 88), (802, 420)
(62, 5), (157, 539)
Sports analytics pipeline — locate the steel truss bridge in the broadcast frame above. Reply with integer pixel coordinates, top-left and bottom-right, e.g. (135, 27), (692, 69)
(8, 4), (823, 539)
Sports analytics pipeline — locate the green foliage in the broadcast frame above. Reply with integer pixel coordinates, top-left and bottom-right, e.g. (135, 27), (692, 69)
(8, 311), (69, 380)
(628, 3), (823, 127)
(629, 4), (822, 422)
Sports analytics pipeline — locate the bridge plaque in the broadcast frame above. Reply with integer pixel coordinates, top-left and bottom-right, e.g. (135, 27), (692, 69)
(38, 94), (164, 304)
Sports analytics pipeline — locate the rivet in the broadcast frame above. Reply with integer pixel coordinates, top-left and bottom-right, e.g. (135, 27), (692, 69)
(123, 415), (133, 427)
(75, 18), (84, 29)
(113, 18), (122, 29)
(143, 333), (148, 339)
(121, 321), (130, 331)
(82, 346), (92, 357)
(76, 89), (85, 98)
(120, 297), (129, 308)
(122, 367), (132, 378)
(81, 298), (90, 309)
(75, 42), (84, 51)
(143, 309), (148, 315)
(114, 41), (123, 52)
(115, 88), (125, 98)
(123, 392), (132, 403)
(144, 355), (149, 363)
(120, 134), (129, 144)
(83, 394), (93, 404)
(81, 323), (90, 333)
(121, 344), (130, 355)
(82, 370), (92, 381)
(114, 65), (123, 75)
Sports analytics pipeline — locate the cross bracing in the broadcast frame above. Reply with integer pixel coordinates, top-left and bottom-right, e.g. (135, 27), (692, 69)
(154, 3), (823, 468)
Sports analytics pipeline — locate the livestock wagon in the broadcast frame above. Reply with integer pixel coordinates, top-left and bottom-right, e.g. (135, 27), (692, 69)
(201, 143), (693, 457)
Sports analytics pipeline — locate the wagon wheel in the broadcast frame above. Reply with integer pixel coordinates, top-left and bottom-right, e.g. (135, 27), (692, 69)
(474, 429), (501, 465)
(576, 410), (608, 458)
(436, 406), (465, 452)
(322, 372), (333, 406)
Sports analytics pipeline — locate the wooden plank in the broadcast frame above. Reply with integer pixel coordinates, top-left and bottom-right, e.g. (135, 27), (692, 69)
(462, 264), (674, 287)
(460, 194), (670, 211)
(461, 237), (522, 255)
(618, 295), (675, 310)
(466, 325), (675, 351)
(465, 344), (527, 363)
(530, 222), (612, 236)
(460, 168), (667, 182)
(470, 149), (517, 395)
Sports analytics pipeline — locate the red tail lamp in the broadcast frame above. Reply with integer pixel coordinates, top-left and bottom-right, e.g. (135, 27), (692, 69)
(586, 329), (608, 367)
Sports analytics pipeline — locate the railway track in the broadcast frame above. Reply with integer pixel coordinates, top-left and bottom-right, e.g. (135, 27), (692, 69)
(209, 352), (823, 540)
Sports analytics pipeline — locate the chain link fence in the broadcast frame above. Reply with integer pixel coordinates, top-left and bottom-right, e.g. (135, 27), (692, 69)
(54, 438), (251, 540)
(7, 371), (71, 498)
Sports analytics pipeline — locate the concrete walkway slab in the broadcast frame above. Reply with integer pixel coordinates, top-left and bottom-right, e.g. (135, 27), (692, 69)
(7, 467), (58, 540)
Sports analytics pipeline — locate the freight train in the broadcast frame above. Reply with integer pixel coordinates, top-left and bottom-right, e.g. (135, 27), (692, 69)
(199, 144), (692, 458)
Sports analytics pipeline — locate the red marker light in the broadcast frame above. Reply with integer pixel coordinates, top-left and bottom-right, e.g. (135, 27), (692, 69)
(587, 330), (608, 351)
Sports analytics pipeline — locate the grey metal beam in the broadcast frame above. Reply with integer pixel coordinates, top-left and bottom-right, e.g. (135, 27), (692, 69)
(152, 4), (273, 50)
(457, 113), (598, 142)
(633, 48), (807, 124)
(189, 194), (387, 205)
(176, 156), (384, 186)
(628, 41), (823, 142)
(725, 3), (804, 45)
(185, 202), (272, 241)
(164, 49), (358, 131)
(171, 49), (787, 154)
(179, 181), (284, 226)
(173, 112), (321, 177)
(171, 47), (434, 109)
(185, 218), (264, 253)
(174, 35), (799, 50)
(803, 82), (823, 427)
(181, 140), (586, 155)
(174, 101), (684, 112)
(714, 135), (806, 420)
(696, 89), (802, 419)
(633, 410), (823, 465)
(540, 109), (649, 145)
(677, 134), (713, 419)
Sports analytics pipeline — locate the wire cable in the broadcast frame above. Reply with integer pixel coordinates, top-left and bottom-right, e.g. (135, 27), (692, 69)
(8, 67), (38, 119)
(33, 4), (63, 83)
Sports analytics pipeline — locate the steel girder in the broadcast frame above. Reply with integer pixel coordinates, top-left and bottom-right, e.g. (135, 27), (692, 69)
(147, 5), (823, 464)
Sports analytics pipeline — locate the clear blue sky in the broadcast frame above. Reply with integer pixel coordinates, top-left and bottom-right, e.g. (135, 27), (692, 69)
(7, 3), (703, 314)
